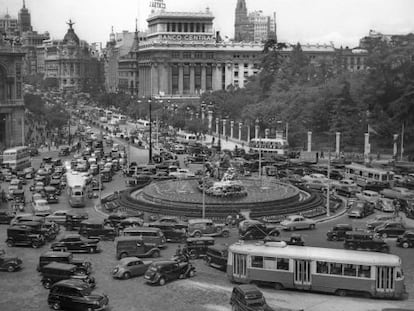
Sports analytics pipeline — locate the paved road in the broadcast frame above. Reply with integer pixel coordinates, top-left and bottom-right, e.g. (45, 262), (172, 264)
(1, 136), (414, 310)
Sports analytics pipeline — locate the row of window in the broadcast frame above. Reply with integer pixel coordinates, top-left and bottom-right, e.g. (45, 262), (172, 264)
(166, 22), (207, 33)
(316, 261), (371, 278)
(178, 52), (214, 59)
(251, 256), (289, 271)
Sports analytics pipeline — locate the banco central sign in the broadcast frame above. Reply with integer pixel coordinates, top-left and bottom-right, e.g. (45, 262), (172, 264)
(160, 34), (213, 41)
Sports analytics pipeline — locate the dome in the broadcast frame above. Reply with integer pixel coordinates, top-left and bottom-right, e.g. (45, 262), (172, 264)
(62, 20), (80, 45)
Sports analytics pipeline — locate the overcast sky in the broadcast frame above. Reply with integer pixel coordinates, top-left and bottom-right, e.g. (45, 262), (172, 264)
(2, 0), (414, 47)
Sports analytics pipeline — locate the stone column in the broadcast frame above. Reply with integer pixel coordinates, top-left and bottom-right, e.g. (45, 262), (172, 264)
(335, 132), (341, 156)
(159, 63), (169, 95)
(215, 117), (219, 134)
(307, 131), (312, 152)
(230, 121), (234, 138)
(265, 129), (270, 139)
(393, 134), (399, 158)
(151, 64), (159, 95)
(247, 124), (251, 142)
(225, 63), (232, 89)
(238, 122), (242, 140)
(201, 64), (207, 92)
(208, 111), (213, 132)
(255, 120), (260, 140)
(189, 64), (195, 94)
(178, 65), (184, 95)
(222, 119), (227, 137)
(364, 133), (370, 158)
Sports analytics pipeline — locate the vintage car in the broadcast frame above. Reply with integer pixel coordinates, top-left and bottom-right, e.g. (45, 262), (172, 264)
(32, 198), (51, 213)
(326, 224), (353, 241)
(374, 222), (407, 238)
(44, 186), (59, 204)
(78, 220), (117, 240)
(37, 251), (92, 275)
(50, 234), (100, 253)
(366, 214), (401, 231)
(16, 220), (57, 241)
(184, 237), (215, 259)
(0, 210), (15, 225)
(150, 216), (188, 230)
(239, 222), (280, 240)
(280, 215), (316, 231)
(65, 211), (89, 231)
(230, 285), (273, 311)
(115, 236), (161, 259)
(347, 200), (375, 218)
(187, 219), (230, 238)
(40, 262), (95, 289)
(118, 217), (144, 230)
(144, 260), (196, 286)
(46, 210), (69, 225)
(147, 223), (187, 243)
(112, 257), (153, 279)
(344, 231), (389, 253)
(355, 190), (380, 206)
(205, 244), (228, 271)
(380, 187), (414, 200)
(6, 225), (45, 248)
(263, 233), (305, 246)
(396, 231), (414, 248)
(48, 279), (108, 311)
(0, 249), (22, 272)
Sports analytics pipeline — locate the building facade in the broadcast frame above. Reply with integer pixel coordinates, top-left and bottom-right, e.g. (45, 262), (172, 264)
(43, 21), (103, 92)
(234, 0), (254, 42)
(18, 0), (32, 34)
(137, 9), (262, 99)
(0, 37), (25, 150)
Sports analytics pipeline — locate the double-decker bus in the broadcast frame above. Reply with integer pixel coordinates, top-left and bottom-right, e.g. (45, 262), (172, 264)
(344, 163), (393, 188)
(249, 136), (288, 156)
(66, 170), (88, 207)
(227, 242), (405, 299)
(2, 146), (31, 171)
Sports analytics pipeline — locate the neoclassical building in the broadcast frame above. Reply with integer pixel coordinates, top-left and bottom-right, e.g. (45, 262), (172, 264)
(137, 9), (262, 99)
(0, 37), (25, 150)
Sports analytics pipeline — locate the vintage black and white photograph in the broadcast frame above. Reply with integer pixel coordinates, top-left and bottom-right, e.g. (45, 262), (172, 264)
(0, 0), (414, 310)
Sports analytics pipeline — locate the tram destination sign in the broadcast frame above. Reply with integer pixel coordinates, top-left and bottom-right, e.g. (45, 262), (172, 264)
(160, 34), (213, 41)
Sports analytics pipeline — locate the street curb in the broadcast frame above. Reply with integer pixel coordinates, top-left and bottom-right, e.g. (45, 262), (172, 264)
(94, 203), (109, 218)
(315, 206), (348, 223)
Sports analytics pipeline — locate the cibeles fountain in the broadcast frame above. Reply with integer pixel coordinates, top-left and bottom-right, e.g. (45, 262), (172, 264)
(125, 166), (323, 219)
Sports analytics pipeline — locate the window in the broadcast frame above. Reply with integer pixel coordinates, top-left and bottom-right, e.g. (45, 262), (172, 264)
(206, 53), (214, 59)
(183, 52), (192, 59)
(195, 52), (203, 59)
(343, 264), (357, 277)
(195, 65), (201, 90)
(251, 256), (263, 268)
(183, 65), (190, 93)
(263, 257), (277, 270)
(172, 52), (180, 58)
(276, 258), (289, 270)
(234, 71), (239, 77)
(172, 65), (179, 94)
(316, 261), (329, 274)
(329, 263), (343, 275)
(206, 65), (212, 90)
(357, 265), (371, 278)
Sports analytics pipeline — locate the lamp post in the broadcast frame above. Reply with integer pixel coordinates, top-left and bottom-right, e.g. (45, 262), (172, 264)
(148, 97), (153, 165)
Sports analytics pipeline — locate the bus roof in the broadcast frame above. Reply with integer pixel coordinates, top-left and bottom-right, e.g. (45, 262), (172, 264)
(345, 163), (392, 174)
(229, 243), (401, 267)
(66, 171), (87, 188)
(3, 146), (28, 153)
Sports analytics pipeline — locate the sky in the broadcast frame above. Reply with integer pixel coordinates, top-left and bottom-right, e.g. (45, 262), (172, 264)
(2, 0), (414, 47)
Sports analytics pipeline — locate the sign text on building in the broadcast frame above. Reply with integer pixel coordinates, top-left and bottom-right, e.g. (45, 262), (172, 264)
(149, 0), (166, 9)
(161, 34), (213, 41)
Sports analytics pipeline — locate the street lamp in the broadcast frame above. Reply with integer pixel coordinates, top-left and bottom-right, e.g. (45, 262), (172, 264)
(148, 97), (153, 165)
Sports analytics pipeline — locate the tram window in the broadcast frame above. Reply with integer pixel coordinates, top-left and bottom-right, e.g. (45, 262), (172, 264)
(316, 261), (329, 274)
(357, 265), (371, 278)
(264, 257), (277, 270)
(344, 264), (357, 277)
(251, 256), (263, 268)
(396, 268), (403, 280)
(276, 258), (289, 271)
(330, 263), (343, 275)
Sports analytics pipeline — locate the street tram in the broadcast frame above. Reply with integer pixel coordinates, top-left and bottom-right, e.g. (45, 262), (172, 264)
(227, 242), (405, 299)
(248, 133), (288, 156)
(2, 146), (31, 171)
(66, 170), (88, 207)
(344, 163), (393, 188)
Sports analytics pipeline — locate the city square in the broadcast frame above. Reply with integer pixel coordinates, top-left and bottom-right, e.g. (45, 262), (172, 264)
(1, 1), (414, 311)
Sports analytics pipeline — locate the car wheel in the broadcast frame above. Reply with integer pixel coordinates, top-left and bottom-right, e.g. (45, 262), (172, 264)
(159, 278), (166, 286)
(32, 242), (40, 249)
(331, 235), (338, 241)
(382, 233), (388, 239)
(336, 289), (347, 297)
(123, 272), (131, 280)
(222, 231), (229, 238)
(6, 240), (14, 247)
(120, 252), (128, 259)
(152, 250), (160, 258)
(188, 269), (195, 277)
(194, 232), (202, 238)
(43, 280), (52, 289)
(89, 247), (95, 253)
(6, 265), (15, 272)
(51, 302), (61, 310)
(189, 250), (197, 260)
(402, 242), (410, 248)
(310, 224), (315, 230)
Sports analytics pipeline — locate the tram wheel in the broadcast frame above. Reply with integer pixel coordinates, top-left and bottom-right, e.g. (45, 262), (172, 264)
(336, 289), (347, 297)
(274, 282), (284, 290)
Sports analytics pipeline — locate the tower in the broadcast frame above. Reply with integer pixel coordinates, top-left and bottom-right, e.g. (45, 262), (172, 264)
(234, 0), (253, 42)
(18, 0), (32, 33)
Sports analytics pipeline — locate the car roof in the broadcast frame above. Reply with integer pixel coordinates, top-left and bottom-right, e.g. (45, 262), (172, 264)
(119, 257), (141, 264)
(124, 227), (160, 232)
(42, 251), (72, 258)
(188, 218), (212, 224)
(63, 234), (81, 239)
(187, 237), (215, 242)
(43, 262), (77, 270)
(52, 279), (91, 290)
(234, 284), (263, 296)
(151, 260), (177, 267)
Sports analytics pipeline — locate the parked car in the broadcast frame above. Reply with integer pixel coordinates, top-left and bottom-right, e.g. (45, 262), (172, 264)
(144, 260), (196, 285)
(78, 220), (117, 241)
(377, 198), (396, 213)
(280, 215), (316, 231)
(32, 198), (50, 213)
(112, 256), (153, 279)
(115, 236), (161, 259)
(65, 211), (89, 231)
(355, 190), (380, 206)
(326, 224), (353, 241)
(380, 187), (414, 200)
(122, 227), (166, 248)
(347, 200), (375, 218)
(0, 249), (22, 272)
(37, 251), (92, 275)
(50, 234), (100, 253)
(184, 237), (215, 259)
(344, 231), (390, 253)
(230, 285), (274, 311)
(304, 179), (329, 191)
(150, 216), (188, 229)
(48, 279), (108, 311)
(45, 210), (69, 225)
(187, 219), (230, 238)
(374, 222), (407, 238)
(6, 225), (45, 248)
(0, 210), (15, 225)
(40, 262), (95, 289)
(396, 231), (414, 248)
(17, 220), (57, 241)
(147, 223), (187, 243)
(366, 214), (401, 231)
(205, 244), (228, 271)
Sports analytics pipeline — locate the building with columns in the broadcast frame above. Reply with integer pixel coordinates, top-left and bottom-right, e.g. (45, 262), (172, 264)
(137, 9), (262, 99)
(0, 37), (25, 150)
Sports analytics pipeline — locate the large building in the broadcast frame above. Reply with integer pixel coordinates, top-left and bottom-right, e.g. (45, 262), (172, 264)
(18, 0), (32, 34)
(137, 9), (263, 100)
(43, 21), (103, 92)
(234, 0), (276, 42)
(0, 12), (19, 37)
(0, 36), (25, 150)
